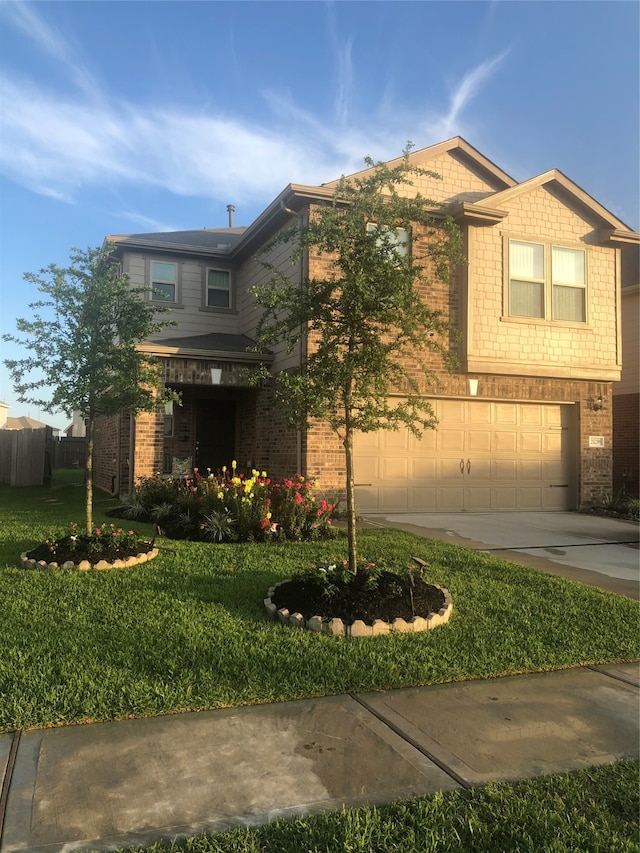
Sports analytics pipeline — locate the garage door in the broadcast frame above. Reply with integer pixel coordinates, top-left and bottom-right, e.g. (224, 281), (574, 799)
(354, 400), (575, 512)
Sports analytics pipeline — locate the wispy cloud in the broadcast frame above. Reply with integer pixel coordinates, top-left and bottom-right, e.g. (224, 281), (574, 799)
(0, 2), (509, 214)
(436, 51), (511, 139)
(0, 0), (101, 98)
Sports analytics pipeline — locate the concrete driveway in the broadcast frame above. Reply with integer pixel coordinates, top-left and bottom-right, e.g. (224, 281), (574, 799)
(361, 511), (639, 599)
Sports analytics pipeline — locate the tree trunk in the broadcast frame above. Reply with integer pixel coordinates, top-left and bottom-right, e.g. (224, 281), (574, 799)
(344, 424), (358, 575)
(85, 415), (94, 534)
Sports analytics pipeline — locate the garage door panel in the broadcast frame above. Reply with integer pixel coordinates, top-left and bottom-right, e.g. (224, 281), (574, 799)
(439, 430), (465, 451)
(520, 406), (544, 426)
(355, 456), (380, 480)
(439, 458), (465, 479)
(465, 488), (492, 510)
(518, 488), (544, 509)
(492, 459), (517, 480)
(520, 433), (542, 453)
(491, 487), (518, 509)
(437, 487), (465, 510)
(440, 400), (466, 422)
(383, 431), (410, 450)
(468, 402), (492, 424)
(411, 488), (437, 510)
(469, 459), (491, 481)
(495, 404), (518, 425)
(493, 432), (518, 452)
(467, 430), (492, 452)
(382, 458), (408, 479)
(412, 458), (436, 479)
(520, 460), (543, 480)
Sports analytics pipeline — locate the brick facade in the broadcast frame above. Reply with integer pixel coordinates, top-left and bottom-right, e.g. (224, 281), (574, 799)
(93, 138), (636, 510)
(613, 393), (640, 496)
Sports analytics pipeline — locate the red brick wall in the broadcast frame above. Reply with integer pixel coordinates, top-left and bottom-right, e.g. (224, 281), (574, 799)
(93, 415), (119, 494)
(613, 393), (639, 496)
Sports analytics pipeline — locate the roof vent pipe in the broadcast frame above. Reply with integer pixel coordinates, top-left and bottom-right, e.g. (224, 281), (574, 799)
(226, 204), (235, 228)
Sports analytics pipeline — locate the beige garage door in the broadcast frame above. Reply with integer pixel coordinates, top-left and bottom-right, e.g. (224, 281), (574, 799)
(354, 399), (575, 512)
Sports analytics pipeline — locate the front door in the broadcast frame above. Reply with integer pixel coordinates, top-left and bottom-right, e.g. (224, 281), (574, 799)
(195, 400), (236, 474)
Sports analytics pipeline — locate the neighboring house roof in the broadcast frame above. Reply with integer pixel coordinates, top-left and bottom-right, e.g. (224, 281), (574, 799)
(5, 415), (50, 430)
(139, 332), (272, 362)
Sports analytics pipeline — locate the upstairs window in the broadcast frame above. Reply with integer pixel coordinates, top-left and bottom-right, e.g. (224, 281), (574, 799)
(367, 223), (410, 259)
(508, 240), (587, 323)
(509, 241), (545, 318)
(150, 261), (177, 303)
(206, 268), (231, 308)
(552, 246), (586, 322)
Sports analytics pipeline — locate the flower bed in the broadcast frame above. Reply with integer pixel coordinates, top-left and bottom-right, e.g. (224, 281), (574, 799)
(115, 463), (336, 543)
(264, 557), (453, 637)
(21, 523), (157, 571)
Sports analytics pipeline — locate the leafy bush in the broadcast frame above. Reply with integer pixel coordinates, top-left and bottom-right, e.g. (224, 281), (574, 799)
(116, 463), (336, 543)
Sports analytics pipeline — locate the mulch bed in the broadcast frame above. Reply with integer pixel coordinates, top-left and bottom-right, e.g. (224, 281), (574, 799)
(26, 536), (155, 565)
(271, 570), (445, 625)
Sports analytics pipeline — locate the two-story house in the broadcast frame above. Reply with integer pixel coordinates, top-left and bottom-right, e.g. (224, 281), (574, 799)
(94, 137), (639, 511)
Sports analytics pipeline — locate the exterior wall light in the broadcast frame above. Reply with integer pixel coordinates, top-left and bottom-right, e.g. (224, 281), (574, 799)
(467, 378), (479, 397)
(210, 368), (222, 385)
(588, 395), (605, 411)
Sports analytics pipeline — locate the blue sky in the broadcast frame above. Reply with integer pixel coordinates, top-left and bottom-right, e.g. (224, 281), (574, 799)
(1, 0), (638, 430)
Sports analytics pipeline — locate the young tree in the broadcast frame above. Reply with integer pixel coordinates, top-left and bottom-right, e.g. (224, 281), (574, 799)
(3, 243), (175, 533)
(252, 148), (464, 574)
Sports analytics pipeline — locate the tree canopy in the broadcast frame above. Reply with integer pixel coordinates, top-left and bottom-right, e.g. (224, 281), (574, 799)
(3, 243), (175, 531)
(252, 147), (465, 572)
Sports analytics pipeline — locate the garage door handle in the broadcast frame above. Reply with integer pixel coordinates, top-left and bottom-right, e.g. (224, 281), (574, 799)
(459, 459), (464, 474)
(466, 459), (471, 474)
(549, 484), (569, 488)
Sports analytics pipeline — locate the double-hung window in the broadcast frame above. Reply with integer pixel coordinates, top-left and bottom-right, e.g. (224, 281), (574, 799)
(507, 239), (586, 323)
(367, 223), (410, 260)
(150, 261), (177, 303)
(205, 268), (231, 308)
(551, 246), (586, 322)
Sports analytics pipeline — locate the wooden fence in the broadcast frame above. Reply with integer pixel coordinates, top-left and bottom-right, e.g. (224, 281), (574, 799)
(0, 428), (48, 486)
(0, 430), (87, 486)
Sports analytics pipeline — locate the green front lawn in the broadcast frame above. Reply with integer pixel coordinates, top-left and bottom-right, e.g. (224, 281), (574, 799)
(0, 471), (638, 731)
(116, 760), (640, 853)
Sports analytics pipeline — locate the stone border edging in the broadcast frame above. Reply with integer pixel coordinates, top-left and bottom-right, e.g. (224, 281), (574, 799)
(264, 580), (453, 637)
(18, 547), (159, 571)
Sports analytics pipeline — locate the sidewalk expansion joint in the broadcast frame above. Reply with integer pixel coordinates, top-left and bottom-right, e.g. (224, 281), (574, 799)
(586, 665), (640, 688)
(349, 692), (471, 790)
(480, 540), (638, 552)
(0, 730), (21, 847)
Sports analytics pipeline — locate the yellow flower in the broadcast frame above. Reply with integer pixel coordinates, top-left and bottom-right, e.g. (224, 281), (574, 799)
(217, 491), (224, 500)
(232, 460), (237, 470)
(261, 471), (267, 478)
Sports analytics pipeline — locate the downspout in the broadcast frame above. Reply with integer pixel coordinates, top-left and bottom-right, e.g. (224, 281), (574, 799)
(280, 199), (305, 476)
(128, 414), (135, 495)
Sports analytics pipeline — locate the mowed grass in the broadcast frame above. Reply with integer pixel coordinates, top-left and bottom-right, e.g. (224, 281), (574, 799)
(0, 471), (638, 731)
(116, 761), (640, 853)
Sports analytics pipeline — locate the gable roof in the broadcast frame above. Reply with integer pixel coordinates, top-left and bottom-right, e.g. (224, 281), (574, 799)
(322, 136), (517, 193)
(475, 169), (639, 241)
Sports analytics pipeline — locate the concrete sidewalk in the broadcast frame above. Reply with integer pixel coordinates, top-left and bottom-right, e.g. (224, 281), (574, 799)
(1, 664), (638, 853)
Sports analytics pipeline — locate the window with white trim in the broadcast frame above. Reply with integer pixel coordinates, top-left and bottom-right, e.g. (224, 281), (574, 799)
(508, 239), (586, 322)
(150, 261), (177, 303)
(205, 268), (231, 308)
(367, 223), (410, 259)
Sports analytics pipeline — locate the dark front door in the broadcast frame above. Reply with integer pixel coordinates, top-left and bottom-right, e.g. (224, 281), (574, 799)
(195, 400), (236, 474)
